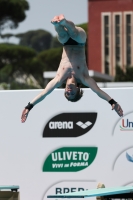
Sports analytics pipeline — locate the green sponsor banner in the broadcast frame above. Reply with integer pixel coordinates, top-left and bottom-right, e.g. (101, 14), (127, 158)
(43, 147), (98, 172)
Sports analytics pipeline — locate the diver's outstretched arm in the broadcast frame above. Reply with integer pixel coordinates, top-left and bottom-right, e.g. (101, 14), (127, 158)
(21, 77), (61, 123)
(82, 76), (123, 117)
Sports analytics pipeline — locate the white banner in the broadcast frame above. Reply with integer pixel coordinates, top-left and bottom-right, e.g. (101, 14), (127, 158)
(0, 88), (133, 200)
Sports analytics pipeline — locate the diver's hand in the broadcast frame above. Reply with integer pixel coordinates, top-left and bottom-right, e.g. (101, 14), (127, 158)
(112, 103), (123, 117)
(21, 109), (29, 123)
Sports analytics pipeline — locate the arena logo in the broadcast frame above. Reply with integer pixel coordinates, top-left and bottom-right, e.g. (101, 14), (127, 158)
(49, 121), (73, 129)
(43, 112), (97, 137)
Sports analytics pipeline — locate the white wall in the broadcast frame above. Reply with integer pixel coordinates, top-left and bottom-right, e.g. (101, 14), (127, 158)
(0, 88), (133, 200)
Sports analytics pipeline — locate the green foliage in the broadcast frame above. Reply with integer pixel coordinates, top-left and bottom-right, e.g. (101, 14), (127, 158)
(25, 57), (46, 87)
(0, 44), (47, 88)
(38, 47), (62, 71)
(10, 81), (39, 90)
(0, 42), (17, 46)
(1, 33), (14, 39)
(115, 66), (126, 82)
(0, 0), (29, 33)
(126, 66), (133, 81)
(77, 23), (88, 33)
(0, 43), (36, 70)
(0, 44), (38, 87)
(17, 29), (53, 52)
(0, 64), (12, 74)
(0, 82), (9, 90)
(51, 36), (62, 48)
(0, 22), (88, 89)
(0, 64), (12, 82)
(26, 57), (44, 74)
(115, 66), (133, 81)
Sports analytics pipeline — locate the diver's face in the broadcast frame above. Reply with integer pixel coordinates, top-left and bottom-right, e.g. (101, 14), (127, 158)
(65, 84), (78, 100)
(65, 76), (78, 100)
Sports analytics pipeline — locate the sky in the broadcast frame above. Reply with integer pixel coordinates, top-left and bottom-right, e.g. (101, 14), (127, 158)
(1, 0), (88, 44)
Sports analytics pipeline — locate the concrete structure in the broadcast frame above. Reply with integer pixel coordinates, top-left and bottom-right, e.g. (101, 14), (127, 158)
(43, 71), (133, 88)
(88, 0), (133, 76)
(43, 70), (113, 86)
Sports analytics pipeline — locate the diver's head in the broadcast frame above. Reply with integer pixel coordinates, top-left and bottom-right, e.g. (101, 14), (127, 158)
(64, 77), (83, 102)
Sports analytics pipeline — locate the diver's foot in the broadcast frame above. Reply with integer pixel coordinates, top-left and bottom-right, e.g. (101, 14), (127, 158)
(51, 16), (60, 25)
(58, 14), (66, 24)
(51, 14), (66, 26)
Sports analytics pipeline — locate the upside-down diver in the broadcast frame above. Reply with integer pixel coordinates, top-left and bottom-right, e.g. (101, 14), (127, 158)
(21, 14), (123, 123)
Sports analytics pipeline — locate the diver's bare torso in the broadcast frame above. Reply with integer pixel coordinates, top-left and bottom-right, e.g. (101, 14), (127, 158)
(56, 45), (88, 84)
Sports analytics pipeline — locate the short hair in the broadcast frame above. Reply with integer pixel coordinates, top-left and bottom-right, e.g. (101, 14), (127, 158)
(64, 88), (84, 102)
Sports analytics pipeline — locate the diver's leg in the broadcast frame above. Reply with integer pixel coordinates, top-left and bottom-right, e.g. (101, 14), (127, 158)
(58, 14), (87, 43)
(51, 16), (69, 44)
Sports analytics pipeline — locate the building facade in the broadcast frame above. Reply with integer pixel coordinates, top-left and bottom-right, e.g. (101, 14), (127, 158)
(88, 0), (133, 76)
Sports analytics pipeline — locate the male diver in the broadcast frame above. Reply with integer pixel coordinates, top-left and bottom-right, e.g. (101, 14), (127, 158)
(21, 14), (123, 123)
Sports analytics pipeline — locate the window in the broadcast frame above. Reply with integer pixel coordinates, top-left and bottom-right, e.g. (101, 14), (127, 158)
(102, 13), (111, 75)
(115, 15), (121, 66)
(102, 12), (133, 76)
(124, 12), (133, 68)
(126, 14), (132, 66)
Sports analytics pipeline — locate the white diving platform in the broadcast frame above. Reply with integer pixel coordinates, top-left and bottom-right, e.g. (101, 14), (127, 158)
(47, 186), (133, 199)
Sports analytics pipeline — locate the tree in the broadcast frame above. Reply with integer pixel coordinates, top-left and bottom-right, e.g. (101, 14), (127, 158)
(38, 47), (62, 71)
(24, 57), (46, 87)
(0, 44), (36, 69)
(0, 0), (29, 35)
(1, 33), (14, 39)
(126, 66), (133, 81)
(0, 44), (37, 83)
(16, 29), (53, 52)
(114, 66), (126, 82)
(114, 66), (133, 81)
(77, 23), (88, 33)
(51, 36), (62, 48)
(0, 44), (47, 88)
